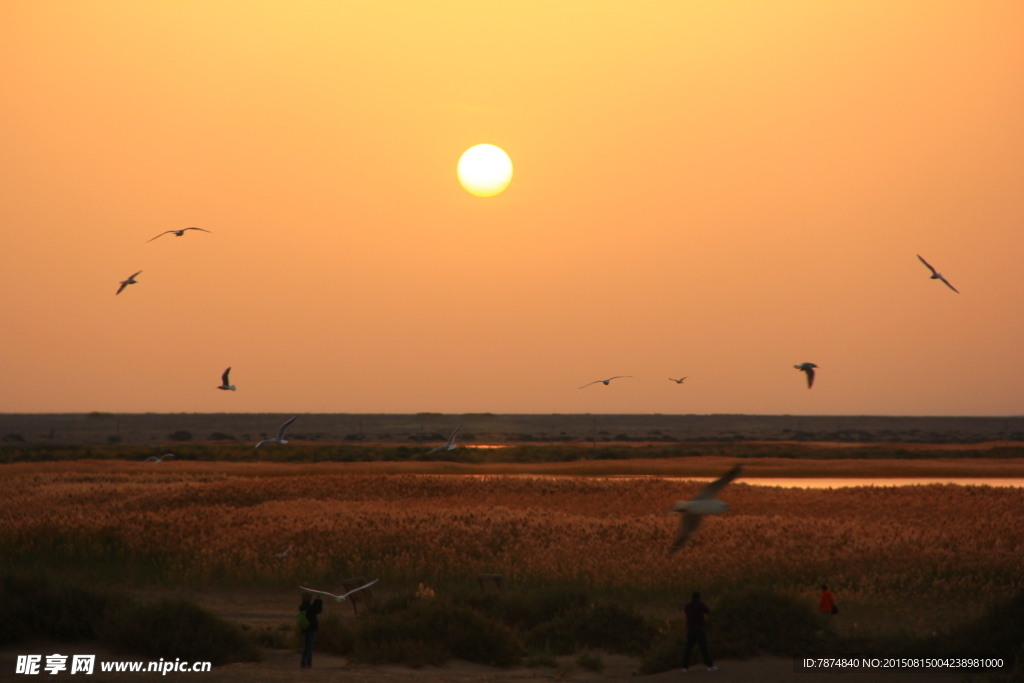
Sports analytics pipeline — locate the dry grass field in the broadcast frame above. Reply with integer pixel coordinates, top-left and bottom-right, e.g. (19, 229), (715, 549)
(3, 459), (1021, 609)
(3, 458), (1022, 680)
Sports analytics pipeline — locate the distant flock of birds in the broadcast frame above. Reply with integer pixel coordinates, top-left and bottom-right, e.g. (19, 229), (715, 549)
(128, 231), (957, 556)
(124, 228), (958, 411)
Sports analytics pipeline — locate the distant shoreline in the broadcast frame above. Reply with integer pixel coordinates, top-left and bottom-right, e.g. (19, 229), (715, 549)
(2, 412), (1022, 447)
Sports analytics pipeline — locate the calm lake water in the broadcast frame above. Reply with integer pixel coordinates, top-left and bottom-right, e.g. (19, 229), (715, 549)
(719, 477), (1024, 489)
(468, 474), (1024, 488)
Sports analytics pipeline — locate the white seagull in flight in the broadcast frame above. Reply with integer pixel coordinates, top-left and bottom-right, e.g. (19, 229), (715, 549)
(578, 376), (632, 389)
(147, 227), (212, 242)
(916, 254), (959, 293)
(669, 465), (743, 556)
(217, 367), (236, 391)
(255, 416), (298, 449)
(426, 425), (461, 455)
(116, 271), (142, 295)
(668, 377), (687, 384)
(300, 578), (380, 602)
(275, 545), (293, 558)
(794, 363), (818, 389)
(145, 453), (176, 463)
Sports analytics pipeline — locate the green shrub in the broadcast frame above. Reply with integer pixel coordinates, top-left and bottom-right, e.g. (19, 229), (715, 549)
(0, 573), (261, 666)
(525, 652), (558, 667)
(252, 623), (294, 649)
(710, 587), (823, 658)
(355, 636), (443, 668)
(576, 650), (604, 672)
(319, 598), (528, 667)
(464, 586), (589, 631)
(0, 574), (111, 644)
(339, 596), (523, 667)
(315, 613), (356, 655)
(639, 627), (686, 675)
(926, 590), (1024, 667)
(99, 598), (261, 666)
(526, 602), (656, 656)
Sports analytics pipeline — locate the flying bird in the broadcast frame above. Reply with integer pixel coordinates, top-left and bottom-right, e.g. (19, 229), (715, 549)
(794, 362), (818, 389)
(147, 227), (212, 242)
(668, 377), (687, 384)
(300, 578), (380, 602)
(916, 254), (959, 293)
(217, 367), (236, 391)
(274, 545), (293, 558)
(669, 465), (743, 556)
(144, 453), (176, 463)
(116, 271), (142, 295)
(426, 425), (461, 455)
(255, 416), (298, 449)
(578, 376), (632, 389)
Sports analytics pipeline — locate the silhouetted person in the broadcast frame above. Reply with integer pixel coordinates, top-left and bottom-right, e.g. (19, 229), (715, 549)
(683, 591), (717, 672)
(299, 592), (323, 668)
(819, 584), (837, 615)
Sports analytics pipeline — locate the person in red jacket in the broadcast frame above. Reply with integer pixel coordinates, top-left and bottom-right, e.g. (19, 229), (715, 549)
(682, 591), (717, 672)
(819, 584), (837, 615)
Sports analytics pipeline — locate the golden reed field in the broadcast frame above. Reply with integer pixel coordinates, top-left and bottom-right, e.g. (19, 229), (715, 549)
(2, 459), (1022, 610)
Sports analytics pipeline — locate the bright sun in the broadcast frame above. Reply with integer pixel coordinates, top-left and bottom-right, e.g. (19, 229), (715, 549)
(457, 144), (513, 197)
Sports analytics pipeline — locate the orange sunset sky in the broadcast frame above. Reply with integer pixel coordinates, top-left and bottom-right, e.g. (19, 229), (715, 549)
(1, 1), (1022, 415)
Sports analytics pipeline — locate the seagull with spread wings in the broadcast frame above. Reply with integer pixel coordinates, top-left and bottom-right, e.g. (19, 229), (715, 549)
(669, 465), (743, 556)
(916, 254), (959, 293)
(217, 367), (236, 391)
(794, 363), (818, 389)
(147, 227), (212, 242)
(426, 425), (461, 455)
(255, 416), (298, 449)
(300, 578), (380, 602)
(145, 453), (175, 463)
(116, 271), (142, 295)
(668, 377), (687, 384)
(275, 545), (293, 558)
(579, 376), (632, 389)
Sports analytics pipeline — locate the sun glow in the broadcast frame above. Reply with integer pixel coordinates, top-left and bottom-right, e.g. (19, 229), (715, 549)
(457, 144), (513, 197)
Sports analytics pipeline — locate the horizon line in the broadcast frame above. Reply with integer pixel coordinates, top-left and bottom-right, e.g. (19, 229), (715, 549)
(1, 412), (1022, 419)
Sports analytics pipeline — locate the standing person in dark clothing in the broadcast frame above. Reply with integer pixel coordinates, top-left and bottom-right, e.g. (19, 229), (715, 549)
(682, 591), (717, 672)
(299, 592), (323, 669)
